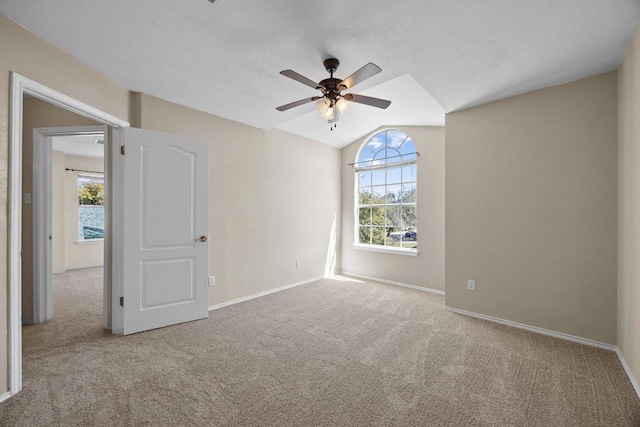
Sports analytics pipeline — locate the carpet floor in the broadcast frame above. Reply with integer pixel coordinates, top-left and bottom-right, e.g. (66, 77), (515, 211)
(1, 268), (639, 426)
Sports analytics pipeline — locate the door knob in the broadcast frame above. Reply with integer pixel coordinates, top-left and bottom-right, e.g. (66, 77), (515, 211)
(196, 236), (207, 242)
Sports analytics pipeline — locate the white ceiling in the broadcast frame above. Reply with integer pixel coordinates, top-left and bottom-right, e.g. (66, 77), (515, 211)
(52, 134), (104, 159)
(2, 1), (638, 148)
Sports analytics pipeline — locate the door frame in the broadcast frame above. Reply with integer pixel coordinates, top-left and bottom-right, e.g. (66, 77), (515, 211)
(32, 125), (109, 326)
(9, 73), (130, 397)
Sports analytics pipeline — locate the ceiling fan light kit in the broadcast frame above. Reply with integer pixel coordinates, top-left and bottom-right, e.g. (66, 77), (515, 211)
(276, 58), (391, 131)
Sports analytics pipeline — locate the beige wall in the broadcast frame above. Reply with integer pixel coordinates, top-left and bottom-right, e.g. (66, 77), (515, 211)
(21, 98), (101, 322)
(340, 126), (445, 290)
(618, 27), (640, 384)
(446, 72), (618, 344)
(134, 94), (342, 306)
(59, 154), (104, 271)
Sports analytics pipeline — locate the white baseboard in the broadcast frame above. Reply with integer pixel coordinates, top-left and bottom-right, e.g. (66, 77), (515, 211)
(0, 391), (11, 403)
(616, 348), (640, 399)
(444, 306), (615, 351)
(340, 271), (445, 296)
(209, 276), (323, 311)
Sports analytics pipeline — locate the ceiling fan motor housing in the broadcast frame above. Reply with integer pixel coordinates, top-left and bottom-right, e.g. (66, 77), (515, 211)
(323, 58), (340, 74)
(320, 58), (348, 102)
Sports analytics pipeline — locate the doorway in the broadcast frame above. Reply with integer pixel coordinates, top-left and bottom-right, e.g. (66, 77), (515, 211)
(8, 73), (130, 397)
(31, 126), (108, 327)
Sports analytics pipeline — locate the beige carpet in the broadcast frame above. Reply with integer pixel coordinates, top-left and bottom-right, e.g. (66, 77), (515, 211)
(1, 268), (639, 426)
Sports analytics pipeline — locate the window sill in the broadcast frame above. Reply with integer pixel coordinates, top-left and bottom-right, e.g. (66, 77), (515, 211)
(353, 244), (418, 256)
(76, 239), (104, 245)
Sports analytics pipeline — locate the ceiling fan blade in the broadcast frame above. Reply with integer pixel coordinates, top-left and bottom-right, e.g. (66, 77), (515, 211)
(280, 70), (322, 90)
(343, 93), (391, 109)
(339, 63), (382, 90)
(276, 96), (320, 112)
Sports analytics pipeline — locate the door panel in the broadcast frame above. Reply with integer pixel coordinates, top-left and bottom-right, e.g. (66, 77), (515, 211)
(141, 258), (194, 309)
(141, 146), (195, 247)
(120, 127), (209, 335)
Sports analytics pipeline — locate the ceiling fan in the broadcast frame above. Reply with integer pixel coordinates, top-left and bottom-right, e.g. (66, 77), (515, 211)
(276, 58), (391, 130)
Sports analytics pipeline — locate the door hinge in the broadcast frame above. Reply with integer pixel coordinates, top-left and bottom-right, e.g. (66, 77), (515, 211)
(120, 145), (125, 155)
(119, 296), (124, 307)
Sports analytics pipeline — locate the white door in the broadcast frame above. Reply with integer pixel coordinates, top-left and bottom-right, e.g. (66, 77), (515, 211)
(118, 127), (209, 335)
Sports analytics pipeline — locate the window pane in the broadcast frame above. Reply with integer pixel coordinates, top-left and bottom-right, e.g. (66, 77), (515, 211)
(371, 207), (385, 226)
(373, 148), (388, 164)
(359, 226), (371, 245)
(371, 169), (385, 186)
(401, 184), (417, 203)
(402, 206), (417, 229)
(386, 167), (401, 185)
(78, 176), (105, 240)
(385, 206), (401, 227)
(387, 148), (402, 163)
(359, 207), (371, 225)
(358, 171), (371, 187)
(366, 134), (385, 153)
(386, 184), (401, 204)
(401, 229), (418, 248)
(386, 130), (407, 149)
(78, 176), (104, 205)
(358, 147), (376, 166)
(385, 227), (402, 247)
(359, 186), (372, 204)
(371, 227), (386, 246)
(371, 186), (385, 204)
(402, 164), (416, 182)
(78, 206), (105, 240)
(399, 138), (416, 157)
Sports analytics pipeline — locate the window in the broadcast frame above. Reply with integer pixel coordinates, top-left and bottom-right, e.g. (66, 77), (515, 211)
(78, 175), (105, 240)
(355, 129), (417, 252)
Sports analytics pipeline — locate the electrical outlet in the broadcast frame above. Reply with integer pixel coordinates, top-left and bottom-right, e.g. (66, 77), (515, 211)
(296, 260), (301, 268)
(208, 276), (215, 287)
(467, 280), (476, 291)
(625, 315), (630, 334)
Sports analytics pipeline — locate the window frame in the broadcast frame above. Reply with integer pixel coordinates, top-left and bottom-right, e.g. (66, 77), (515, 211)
(353, 129), (418, 256)
(77, 173), (105, 242)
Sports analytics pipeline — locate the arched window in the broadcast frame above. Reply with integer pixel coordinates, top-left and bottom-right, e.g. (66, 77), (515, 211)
(355, 129), (417, 252)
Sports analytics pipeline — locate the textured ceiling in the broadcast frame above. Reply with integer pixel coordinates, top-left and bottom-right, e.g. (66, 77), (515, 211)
(2, 0), (639, 148)
(52, 134), (105, 159)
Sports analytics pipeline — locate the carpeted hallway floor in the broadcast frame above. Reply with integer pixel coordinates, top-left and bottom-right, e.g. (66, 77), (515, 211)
(1, 268), (639, 426)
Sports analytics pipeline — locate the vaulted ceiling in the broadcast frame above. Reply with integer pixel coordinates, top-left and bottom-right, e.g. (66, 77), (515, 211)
(2, 0), (638, 148)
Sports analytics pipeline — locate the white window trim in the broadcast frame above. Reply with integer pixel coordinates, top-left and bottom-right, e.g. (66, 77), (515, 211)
(76, 238), (104, 245)
(353, 244), (419, 256)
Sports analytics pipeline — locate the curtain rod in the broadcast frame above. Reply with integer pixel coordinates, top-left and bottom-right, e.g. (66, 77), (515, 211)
(348, 152), (420, 167)
(65, 168), (104, 175)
